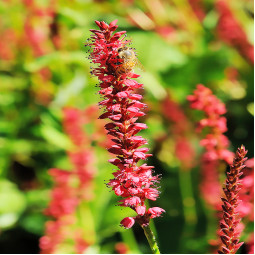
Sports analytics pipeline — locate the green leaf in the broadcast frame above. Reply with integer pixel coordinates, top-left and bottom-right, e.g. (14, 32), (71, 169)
(39, 124), (73, 150)
(130, 32), (188, 72)
(0, 179), (26, 228)
(52, 71), (87, 107)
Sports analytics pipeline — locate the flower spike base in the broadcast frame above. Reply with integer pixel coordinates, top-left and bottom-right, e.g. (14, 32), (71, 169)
(142, 225), (161, 254)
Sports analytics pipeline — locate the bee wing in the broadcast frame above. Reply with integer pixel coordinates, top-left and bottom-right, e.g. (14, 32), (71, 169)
(134, 57), (145, 72)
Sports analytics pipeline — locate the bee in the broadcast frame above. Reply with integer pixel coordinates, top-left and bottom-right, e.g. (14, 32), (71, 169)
(115, 46), (144, 77)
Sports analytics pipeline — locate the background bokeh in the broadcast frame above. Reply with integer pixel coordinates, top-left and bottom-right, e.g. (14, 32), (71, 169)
(0, 0), (253, 254)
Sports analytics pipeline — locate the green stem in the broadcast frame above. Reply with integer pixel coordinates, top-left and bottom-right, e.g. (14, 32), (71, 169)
(178, 169), (197, 225)
(141, 224), (160, 254)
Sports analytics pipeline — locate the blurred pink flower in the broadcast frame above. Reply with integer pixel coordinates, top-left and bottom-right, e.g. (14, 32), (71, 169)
(188, 0), (206, 21)
(44, 169), (78, 218)
(40, 106), (102, 253)
(115, 242), (130, 254)
(0, 29), (16, 60)
(237, 158), (254, 220)
(188, 84), (234, 209)
(216, 0), (254, 64)
(200, 160), (222, 209)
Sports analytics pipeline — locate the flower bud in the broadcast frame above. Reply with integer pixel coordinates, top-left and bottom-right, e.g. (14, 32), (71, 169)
(120, 217), (135, 229)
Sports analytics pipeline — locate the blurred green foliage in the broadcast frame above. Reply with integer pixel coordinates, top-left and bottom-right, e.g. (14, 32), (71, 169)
(0, 0), (253, 254)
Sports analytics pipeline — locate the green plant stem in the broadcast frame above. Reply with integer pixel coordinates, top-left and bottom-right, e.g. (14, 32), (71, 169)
(141, 224), (160, 254)
(178, 169), (197, 225)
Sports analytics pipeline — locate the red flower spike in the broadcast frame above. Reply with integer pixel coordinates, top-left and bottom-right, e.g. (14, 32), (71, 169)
(218, 145), (248, 254)
(87, 20), (164, 228)
(188, 84), (234, 209)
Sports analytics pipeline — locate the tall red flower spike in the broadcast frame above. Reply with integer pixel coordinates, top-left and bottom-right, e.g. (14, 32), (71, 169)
(218, 145), (248, 254)
(187, 84), (234, 209)
(87, 20), (165, 228)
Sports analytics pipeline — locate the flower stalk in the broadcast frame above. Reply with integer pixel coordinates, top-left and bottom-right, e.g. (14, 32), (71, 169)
(142, 225), (161, 254)
(218, 145), (248, 254)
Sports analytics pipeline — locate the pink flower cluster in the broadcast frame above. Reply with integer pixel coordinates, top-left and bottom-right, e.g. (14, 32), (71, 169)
(63, 107), (97, 200)
(187, 84), (234, 209)
(87, 20), (165, 228)
(115, 242), (130, 254)
(44, 168), (79, 218)
(40, 106), (98, 253)
(216, 0), (254, 64)
(218, 145), (248, 254)
(23, 0), (57, 57)
(21, 1), (55, 104)
(187, 84), (234, 164)
(39, 169), (85, 253)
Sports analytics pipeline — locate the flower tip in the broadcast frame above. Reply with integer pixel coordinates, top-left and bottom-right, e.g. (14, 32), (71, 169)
(94, 20), (101, 27)
(94, 20), (109, 30)
(100, 21), (109, 29)
(197, 83), (205, 89)
(109, 19), (118, 27)
(240, 144), (247, 153)
(235, 241), (244, 251)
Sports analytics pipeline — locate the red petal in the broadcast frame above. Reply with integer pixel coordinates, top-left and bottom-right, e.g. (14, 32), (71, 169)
(129, 73), (140, 78)
(95, 20), (101, 27)
(133, 151), (146, 159)
(109, 20), (118, 27)
(234, 242), (244, 251)
(109, 114), (122, 121)
(108, 158), (121, 166)
(99, 112), (111, 119)
(136, 206), (146, 215)
(128, 94), (143, 100)
(222, 247), (230, 253)
(100, 21), (108, 30)
(116, 91), (129, 98)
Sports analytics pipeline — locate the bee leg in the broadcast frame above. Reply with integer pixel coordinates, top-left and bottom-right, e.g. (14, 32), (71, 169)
(120, 34), (127, 42)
